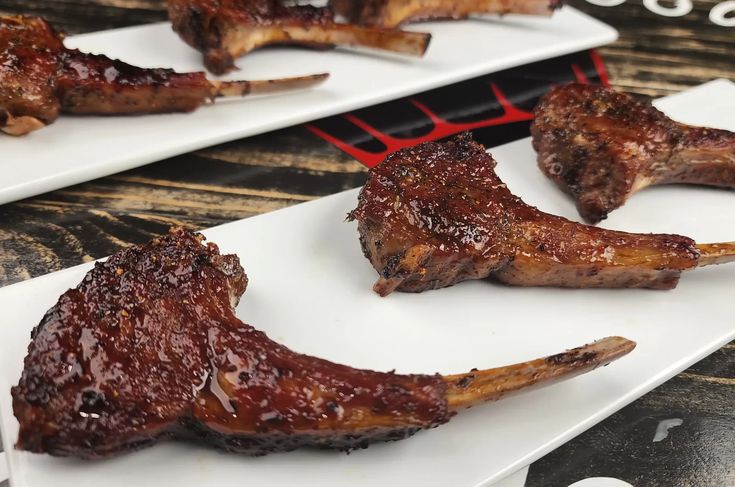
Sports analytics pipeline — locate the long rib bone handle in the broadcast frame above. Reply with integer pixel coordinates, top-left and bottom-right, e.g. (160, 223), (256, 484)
(696, 242), (735, 267)
(444, 336), (636, 410)
(209, 73), (330, 97)
(244, 24), (431, 57)
(276, 24), (431, 57)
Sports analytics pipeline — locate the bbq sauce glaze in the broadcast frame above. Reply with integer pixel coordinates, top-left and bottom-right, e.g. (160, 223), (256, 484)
(350, 133), (698, 295)
(1, 14), (220, 130)
(12, 228), (451, 458)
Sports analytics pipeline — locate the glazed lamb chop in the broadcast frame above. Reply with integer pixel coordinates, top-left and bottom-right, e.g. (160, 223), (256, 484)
(531, 83), (735, 223)
(331, 0), (563, 28)
(167, 0), (432, 75)
(349, 133), (735, 296)
(12, 227), (634, 458)
(0, 15), (327, 136)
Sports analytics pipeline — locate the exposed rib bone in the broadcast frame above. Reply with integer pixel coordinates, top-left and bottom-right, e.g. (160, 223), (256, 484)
(532, 83), (735, 223)
(0, 15), (330, 135)
(332, 0), (563, 28)
(696, 242), (735, 267)
(167, 0), (433, 74)
(351, 133), (735, 295)
(0, 112), (46, 136)
(209, 72), (330, 97)
(223, 24), (431, 61)
(11, 227), (636, 458)
(445, 336), (635, 410)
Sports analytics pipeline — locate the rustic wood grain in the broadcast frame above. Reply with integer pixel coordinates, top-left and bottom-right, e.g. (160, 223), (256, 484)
(0, 1), (733, 485)
(0, 127), (364, 285)
(578, 0), (735, 96)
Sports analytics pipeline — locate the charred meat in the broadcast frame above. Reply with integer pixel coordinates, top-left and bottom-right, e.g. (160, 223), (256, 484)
(0, 15), (327, 136)
(331, 0), (563, 28)
(12, 227), (633, 458)
(531, 83), (735, 223)
(167, 0), (432, 75)
(349, 133), (735, 295)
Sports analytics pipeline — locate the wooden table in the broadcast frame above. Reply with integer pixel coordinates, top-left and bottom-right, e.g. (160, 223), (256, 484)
(1, 1), (733, 485)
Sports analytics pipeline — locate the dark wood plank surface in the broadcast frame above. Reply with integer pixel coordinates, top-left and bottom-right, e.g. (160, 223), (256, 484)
(1, 1), (733, 485)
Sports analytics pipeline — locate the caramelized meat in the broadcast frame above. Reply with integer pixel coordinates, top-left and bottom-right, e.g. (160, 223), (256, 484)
(167, 0), (431, 75)
(349, 133), (735, 295)
(0, 16), (63, 135)
(0, 15), (327, 135)
(531, 83), (735, 223)
(12, 227), (634, 458)
(331, 0), (563, 28)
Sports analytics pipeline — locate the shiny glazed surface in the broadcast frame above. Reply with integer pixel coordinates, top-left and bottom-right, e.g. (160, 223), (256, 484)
(531, 83), (735, 223)
(350, 132), (699, 295)
(58, 50), (211, 115)
(0, 16), (63, 131)
(0, 15), (217, 135)
(12, 228), (451, 459)
(166, 0), (430, 74)
(1, 1), (732, 483)
(167, 0), (339, 74)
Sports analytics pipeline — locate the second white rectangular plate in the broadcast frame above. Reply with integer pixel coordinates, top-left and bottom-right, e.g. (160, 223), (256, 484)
(1, 80), (734, 487)
(0, 6), (616, 205)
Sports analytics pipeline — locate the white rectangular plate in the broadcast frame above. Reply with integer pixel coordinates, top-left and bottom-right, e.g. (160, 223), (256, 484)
(0, 6), (616, 205)
(2, 80), (734, 487)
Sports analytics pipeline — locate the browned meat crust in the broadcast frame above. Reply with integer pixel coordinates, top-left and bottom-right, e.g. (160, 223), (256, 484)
(0, 16), (63, 134)
(58, 50), (214, 116)
(12, 228), (451, 458)
(0, 15), (326, 135)
(167, 0), (431, 75)
(531, 83), (735, 223)
(349, 132), (707, 295)
(12, 227), (635, 459)
(331, 0), (563, 28)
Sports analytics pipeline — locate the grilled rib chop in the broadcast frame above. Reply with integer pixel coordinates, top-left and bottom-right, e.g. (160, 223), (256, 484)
(167, 0), (431, 75)
(0, 15), (327, 136)
(531, 83), (735, 223)
(349, 133), (735, 296)
(12, 227), (634, 458)
(331, 0), (563, 28)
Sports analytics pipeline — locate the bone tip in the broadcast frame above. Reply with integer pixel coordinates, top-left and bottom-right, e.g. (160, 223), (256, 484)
(540, 336), (635, 371)
(1, 115), (46, 136)
(281, 72), (330, 88)
(419, 32), (432, 55)
(592, 336), (637, 360)
(372, 278), (395, 297)
(309, 72), (331, 83)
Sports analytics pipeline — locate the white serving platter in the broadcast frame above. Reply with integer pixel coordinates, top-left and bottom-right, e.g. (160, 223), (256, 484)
(0, 6), (616, 205)
(1, 80), (734, 487)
